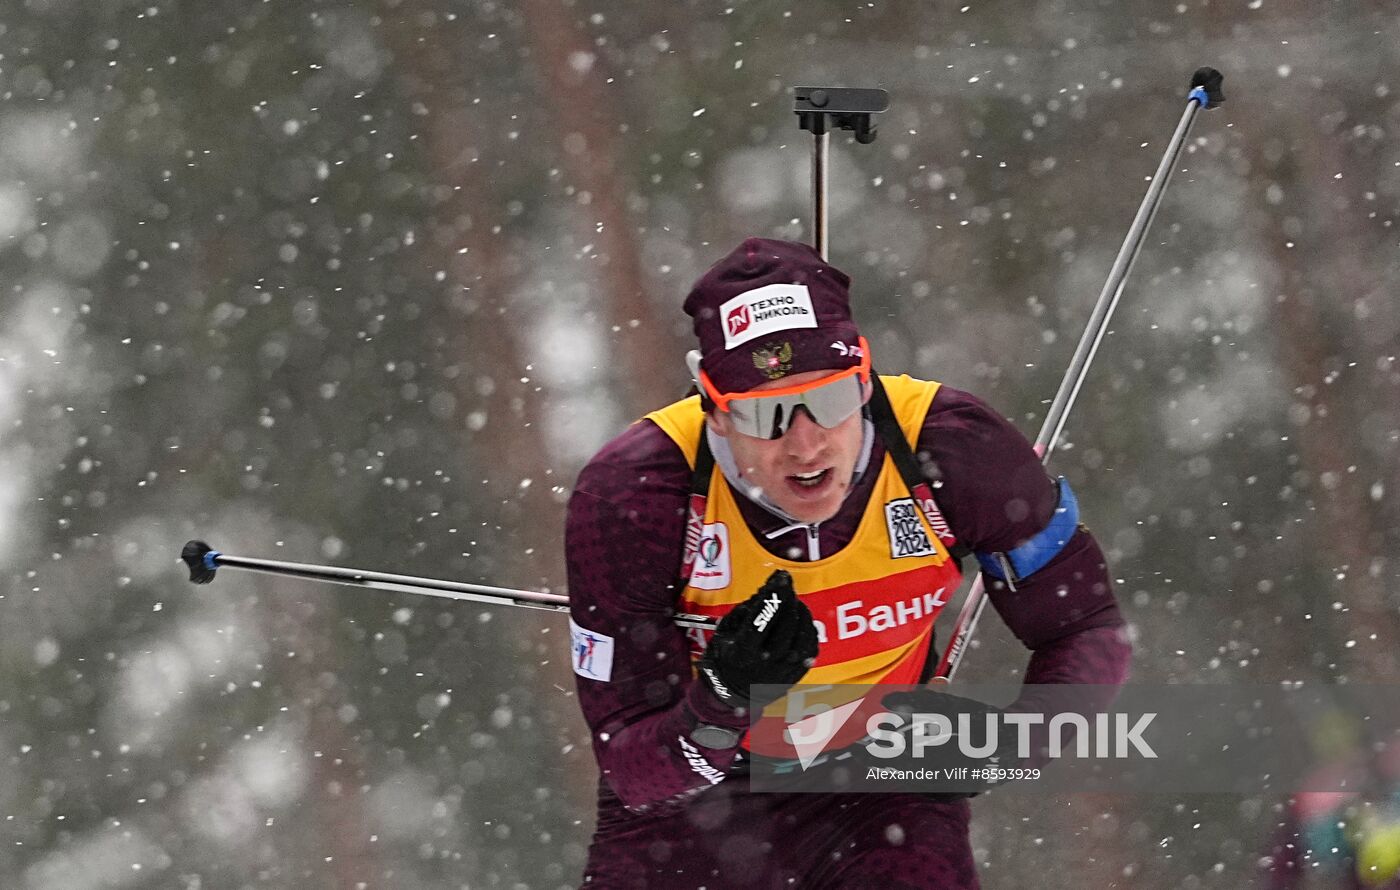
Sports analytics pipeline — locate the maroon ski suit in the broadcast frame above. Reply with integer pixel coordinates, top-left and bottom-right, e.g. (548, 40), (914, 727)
(566, 385), (1131, 888)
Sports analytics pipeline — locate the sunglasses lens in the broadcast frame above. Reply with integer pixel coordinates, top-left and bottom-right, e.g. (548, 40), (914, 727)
(726, 375), (864, 439)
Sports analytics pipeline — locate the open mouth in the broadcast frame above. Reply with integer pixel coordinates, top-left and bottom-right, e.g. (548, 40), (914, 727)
(788, 468), (832, 490)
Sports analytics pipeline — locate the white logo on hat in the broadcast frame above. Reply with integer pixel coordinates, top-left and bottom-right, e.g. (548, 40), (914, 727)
(719, 283), (818, 350)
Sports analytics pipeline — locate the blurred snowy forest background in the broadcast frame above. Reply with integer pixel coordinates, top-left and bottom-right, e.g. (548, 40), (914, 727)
(0, 0), (1396, 887)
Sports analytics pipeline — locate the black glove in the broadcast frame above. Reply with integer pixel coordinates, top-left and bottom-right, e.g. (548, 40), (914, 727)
(699, 569), (819, 711)
(879, 687), (1023, 799)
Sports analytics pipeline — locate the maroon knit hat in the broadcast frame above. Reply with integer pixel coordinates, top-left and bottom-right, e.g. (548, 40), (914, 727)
(683, 238), (865, 394)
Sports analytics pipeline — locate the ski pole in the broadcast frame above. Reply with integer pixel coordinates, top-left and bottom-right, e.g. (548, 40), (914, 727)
(794, 87), (888, 259)
(179, 540), (720, 631)
(930, 67), (1226, 683)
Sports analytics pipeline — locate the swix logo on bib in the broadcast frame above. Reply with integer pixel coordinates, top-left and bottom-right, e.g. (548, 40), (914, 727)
(720, 283), (817, 349)
(688, 522), (732, 590)
(885, 498), (936, 559)
(569, 618), (615, 682)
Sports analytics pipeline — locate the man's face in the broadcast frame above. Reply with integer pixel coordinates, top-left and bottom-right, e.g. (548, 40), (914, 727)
(709, 369), (867, 524)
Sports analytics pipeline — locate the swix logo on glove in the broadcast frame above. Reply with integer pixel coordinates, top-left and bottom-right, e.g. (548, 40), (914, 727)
(569, 618), (615, 682)
(719, 283), (817, 349)
(702, 666), (734, 702)
(752, 592), (783, 631)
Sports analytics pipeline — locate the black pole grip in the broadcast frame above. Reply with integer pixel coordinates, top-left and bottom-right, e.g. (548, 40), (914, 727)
(182, 539), (218, 584)
(1191, 67), (1225, 106)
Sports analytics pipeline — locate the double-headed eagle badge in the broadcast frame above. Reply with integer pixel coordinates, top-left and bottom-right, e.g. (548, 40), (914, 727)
(752, 342), (794, 380)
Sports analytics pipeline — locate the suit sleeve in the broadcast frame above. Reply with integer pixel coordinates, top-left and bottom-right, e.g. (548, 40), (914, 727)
(565, 422), (749, 812)
(918, 387), (1132, 753)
